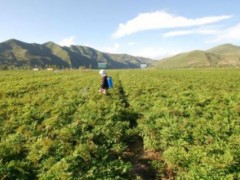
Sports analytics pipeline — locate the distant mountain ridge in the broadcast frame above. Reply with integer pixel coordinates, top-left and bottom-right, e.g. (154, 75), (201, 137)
(0, 39), (153, 69)
(2, 39), (240, 69)
(153, 44), (240, 68)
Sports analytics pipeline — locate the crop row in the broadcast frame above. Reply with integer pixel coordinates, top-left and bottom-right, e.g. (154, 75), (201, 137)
(120, 69), (240, 179)
(0, 70), (135, 179)
(1, 69), (240, 179)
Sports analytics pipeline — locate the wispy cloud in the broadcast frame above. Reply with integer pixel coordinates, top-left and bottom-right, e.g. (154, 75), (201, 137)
(58, 36), (76, 46)
(98, 43), (120, 53)
(131, 47), (182, 59)
(128, 42), (135, 46)
(112, 11), (232, 38)
(163, 29), (217, 38)
(208, 23), (240, 43)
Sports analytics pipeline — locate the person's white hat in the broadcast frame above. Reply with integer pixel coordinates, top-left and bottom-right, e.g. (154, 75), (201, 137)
(99, 69), (107, 77)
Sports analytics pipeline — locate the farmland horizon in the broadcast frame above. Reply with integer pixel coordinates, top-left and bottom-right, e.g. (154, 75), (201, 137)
(1, 39), (240, 70)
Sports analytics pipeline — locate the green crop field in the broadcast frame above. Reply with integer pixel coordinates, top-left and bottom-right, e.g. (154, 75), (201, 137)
(0, 69), (240, 179)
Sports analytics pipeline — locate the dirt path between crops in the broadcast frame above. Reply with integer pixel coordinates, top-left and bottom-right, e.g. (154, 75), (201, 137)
(117, 79), (163, 179)
(124, 136), (161, 180)
(117, 79), (175, 180)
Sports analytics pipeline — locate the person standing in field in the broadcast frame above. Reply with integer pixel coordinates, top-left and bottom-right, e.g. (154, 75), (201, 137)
(99, 69), (109, 95)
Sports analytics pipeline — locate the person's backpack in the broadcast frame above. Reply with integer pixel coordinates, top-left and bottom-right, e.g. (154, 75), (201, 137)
(107, 77), (113, 88)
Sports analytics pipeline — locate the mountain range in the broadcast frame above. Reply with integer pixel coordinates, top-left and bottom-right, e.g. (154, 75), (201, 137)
(0, 39), (153, 69)
(1, 39), (240, 69)
(152, 44), (240, 68)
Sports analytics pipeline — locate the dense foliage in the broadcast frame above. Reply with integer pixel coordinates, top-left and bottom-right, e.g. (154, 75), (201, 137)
(0, 69), (240, 179)
(0, 70), (134, 179)
(120, 69), (240, 179)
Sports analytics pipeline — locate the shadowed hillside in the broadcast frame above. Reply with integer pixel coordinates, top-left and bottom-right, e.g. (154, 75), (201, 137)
(0, 39), (153, 69)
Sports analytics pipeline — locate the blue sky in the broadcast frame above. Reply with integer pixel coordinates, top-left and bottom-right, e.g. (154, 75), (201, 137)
(1, 0), (240, 59)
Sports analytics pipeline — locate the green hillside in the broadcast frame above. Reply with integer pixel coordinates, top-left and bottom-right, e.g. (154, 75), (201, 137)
(152, 44), (240, 68)
(0, 39), (153, 69)
(153, 50), (221, 68)
(207, 44), (240, 56)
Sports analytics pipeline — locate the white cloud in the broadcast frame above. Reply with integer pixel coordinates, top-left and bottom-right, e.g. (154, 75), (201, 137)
(84, 43), (90, 47)
(199, 29), (218, 35)
(128, 42), (135, 46)
(98, 43), (120, 53)
(58, 36), (76, 47)
(163, 30), (194, 37)
(94, 43), (179, 59)
(163, 29), (217, 38)
(208, 23), (240, 43)
(112, 11), (232, 38)
(130, 47), (182, 59)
